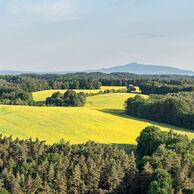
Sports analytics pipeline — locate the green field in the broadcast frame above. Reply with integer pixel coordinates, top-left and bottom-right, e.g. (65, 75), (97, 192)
(32, 86), (127, 101)
(0, 92), (193, 145)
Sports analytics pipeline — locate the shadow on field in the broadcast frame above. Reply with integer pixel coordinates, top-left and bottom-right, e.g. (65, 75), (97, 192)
(97, 108), (194, 134)
(98, 108), (128, 118)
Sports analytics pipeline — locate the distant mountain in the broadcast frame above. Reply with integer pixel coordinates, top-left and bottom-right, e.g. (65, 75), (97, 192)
(87, 63), (194, 75)
(0, 63), (194, 75)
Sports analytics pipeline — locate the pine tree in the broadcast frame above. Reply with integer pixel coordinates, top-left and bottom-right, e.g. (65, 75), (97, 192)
(107, 161), (120, 191)
(19, 174), (25, 189)
(85, 157), (100, 192)
(124, 152), (138, 193)
(78, 154), (88, 190)
(54, 171), (67, 194)
(1, 168), (12, 191)
(33, 174), (42, 193)
(38, 141), (45, 157)
(68, 164), (85, 194)
(47, 163), (54, 187)
(10, 175), (22, 194)
(26, 175), (33, 193)
(138, 162), (153, 194)
(175, 160), (193, 193)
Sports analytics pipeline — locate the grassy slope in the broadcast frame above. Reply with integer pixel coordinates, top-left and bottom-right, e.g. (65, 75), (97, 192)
(0, 92), (193, 145)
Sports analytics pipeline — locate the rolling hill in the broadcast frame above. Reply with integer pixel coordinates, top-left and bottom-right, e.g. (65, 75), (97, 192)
(0, 92), (193, 145)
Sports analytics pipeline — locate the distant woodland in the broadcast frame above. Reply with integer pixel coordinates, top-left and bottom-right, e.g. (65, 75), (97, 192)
(16, 72), (194, 80)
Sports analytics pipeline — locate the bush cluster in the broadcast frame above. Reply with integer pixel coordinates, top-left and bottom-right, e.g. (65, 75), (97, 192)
(46, 91), (86, 107)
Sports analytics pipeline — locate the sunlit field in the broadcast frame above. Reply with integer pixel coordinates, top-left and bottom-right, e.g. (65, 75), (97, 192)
(32, 86), (127, 101)
(0, 92), (193, 145)
(134, 86), (141, 93)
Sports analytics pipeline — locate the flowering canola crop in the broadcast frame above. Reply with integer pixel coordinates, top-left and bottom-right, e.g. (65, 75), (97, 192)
(0, 91), (193, 145)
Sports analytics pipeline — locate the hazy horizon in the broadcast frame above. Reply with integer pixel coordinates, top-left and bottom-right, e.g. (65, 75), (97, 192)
(0, 0), (194, 71)
(0, 62), (194, 73)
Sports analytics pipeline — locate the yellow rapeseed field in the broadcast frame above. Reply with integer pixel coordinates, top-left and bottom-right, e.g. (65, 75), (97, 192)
(0, 92), (193, 145)
(32, 86), (127, 101)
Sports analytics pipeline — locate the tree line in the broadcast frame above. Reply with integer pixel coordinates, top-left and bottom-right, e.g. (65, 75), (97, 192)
(99, 78), (194, 87)
(125, 94), (194, 130)
(12, 72), (194, 80)
(139, 81), (194, 95)
(1, 75), (193, 93)
(0, 126), (193, 193)
(2, 77), (101, 92)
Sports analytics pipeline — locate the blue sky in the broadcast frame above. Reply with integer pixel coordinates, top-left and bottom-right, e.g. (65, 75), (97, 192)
(0, 0), (194, 71)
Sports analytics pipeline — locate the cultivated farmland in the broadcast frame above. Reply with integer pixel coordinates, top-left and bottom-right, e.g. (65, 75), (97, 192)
(0, 92), (193, 145)
(32, 86), (127, 101)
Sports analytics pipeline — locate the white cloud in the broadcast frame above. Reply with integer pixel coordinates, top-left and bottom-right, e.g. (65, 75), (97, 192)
(3, 0), (86, 22)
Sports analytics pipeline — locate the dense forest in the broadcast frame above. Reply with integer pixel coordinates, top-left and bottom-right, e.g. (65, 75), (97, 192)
(139, 81), (194, 95)
(0, 74), (194, 91)
(0, 126), (192, 193)
(0, 77), (101, 92)
(125, 93), (194, 130)
(10, 72), (194, 80)
(0, 74), (193, 92)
